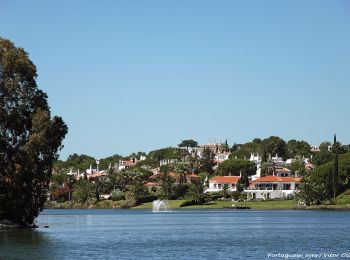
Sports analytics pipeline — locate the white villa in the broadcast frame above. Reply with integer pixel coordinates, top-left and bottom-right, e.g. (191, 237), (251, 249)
(249, 153), (262, 180)
(205, 176), (241, 193)
(214, 152), (231, 164)
(245, 175), (301, 200)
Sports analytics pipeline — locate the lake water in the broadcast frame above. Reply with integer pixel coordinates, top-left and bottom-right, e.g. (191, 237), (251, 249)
(1, 209), (350, 259)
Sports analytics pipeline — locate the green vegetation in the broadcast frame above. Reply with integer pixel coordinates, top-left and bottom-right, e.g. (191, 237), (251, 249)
(0, 38), (67, 227)
(178, 139), (198, 151)
(335, 192), (350, 205)
(297, 134), (350, 206)
(134, 199), (296, 210)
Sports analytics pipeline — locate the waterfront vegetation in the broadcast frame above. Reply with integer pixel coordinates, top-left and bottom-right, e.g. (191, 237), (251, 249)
(45, 199), (297, 210)
(2, 37), (350, 228)
(0, 38), (67, 227)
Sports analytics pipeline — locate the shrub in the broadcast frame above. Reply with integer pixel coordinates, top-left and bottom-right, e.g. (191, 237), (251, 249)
(231, 191), (241, 201)
(209, 192), (222, 201)
(95, 200), (119, 209)
(173, 184), (190, 199)
(136, 195), (158, 204)
(111, 189), (125, 201)
(118, 199), (137, 209)
(180, 200), (196, 207)
(336, 194), (350, 205)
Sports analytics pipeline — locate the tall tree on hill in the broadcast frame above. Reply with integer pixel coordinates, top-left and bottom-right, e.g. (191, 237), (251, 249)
(262, 136), (287, 159)
(199, 147), (215, 174)
(0, 38), (68, 226)
(332, 134), (339, 201)
(178, 139), (198, 151)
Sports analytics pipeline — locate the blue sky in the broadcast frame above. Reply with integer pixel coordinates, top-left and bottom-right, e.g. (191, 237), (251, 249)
(1, 1), (349, 159)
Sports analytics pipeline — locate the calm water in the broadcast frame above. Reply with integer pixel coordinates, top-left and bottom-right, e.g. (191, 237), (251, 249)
(1, 209), (350, 259)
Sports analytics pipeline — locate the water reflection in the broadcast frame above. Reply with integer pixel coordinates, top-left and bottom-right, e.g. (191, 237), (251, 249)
(0, 229), (54, 259)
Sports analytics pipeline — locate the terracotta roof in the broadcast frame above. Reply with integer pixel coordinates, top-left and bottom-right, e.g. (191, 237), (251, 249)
(253, 176), (301, 183)
(168, 172), (179, 178)
(90, 172), (108, 178)
(209, 176), (240, 183)
(145, 182), (159, 187)
(119, 161), (137, 166)
(150, 172), (199, 180)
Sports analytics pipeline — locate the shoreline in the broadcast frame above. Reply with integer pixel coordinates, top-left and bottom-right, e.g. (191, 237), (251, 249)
(44, 199), (350, 211)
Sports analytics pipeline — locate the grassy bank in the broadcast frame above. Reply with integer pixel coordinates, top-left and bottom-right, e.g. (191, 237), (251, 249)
(134, 199), (296, 210)
(46, 199), (296, 210)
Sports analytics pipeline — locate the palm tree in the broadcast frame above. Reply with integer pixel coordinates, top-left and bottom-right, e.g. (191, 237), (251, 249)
(188, 183), (210, 204)
(222, 184), (230, 199)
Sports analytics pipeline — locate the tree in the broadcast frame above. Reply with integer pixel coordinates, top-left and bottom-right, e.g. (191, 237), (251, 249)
(332, 135), (339, 201)
(178, 139), (198, 151)
(217, 158), (256, 177)
(222, 184), (230, 198)
(296, 169), (327, 206)
(158, 172), (175, 200)
(262, 136), (287, 159)
(312, 150), (333, 166)
(94, 176), (112, 201)
(0, 38), (67, 226)
(199, 147), (215, 174)
(72, 180), (95, 205)
(188, 183), (210, 204)
(287, 139), (311, 158)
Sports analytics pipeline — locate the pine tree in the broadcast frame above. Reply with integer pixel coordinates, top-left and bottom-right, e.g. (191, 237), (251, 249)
(332, 134), (339, 202)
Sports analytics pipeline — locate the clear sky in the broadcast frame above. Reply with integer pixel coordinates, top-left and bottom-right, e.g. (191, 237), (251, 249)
(1, 1), (349, 159)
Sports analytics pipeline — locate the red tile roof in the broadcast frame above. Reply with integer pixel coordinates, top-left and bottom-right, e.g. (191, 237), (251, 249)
(253, 176), (301, 183)
(90, 172), (108, 178)
(188, 173), (200, 178)
(145, 182), (159, 187)
(209, 176), (240, 183)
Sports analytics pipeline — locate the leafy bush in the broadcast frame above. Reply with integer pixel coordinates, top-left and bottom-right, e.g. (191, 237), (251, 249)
(336, 193), (350, 205)
(180, 200), (196, 207)
(118, 199), (137, 209)
(209, 192), (222, 201)
(95, 200), (119, 208)
(231, 191), (241, 201)
(111, 189), (125, 201)
(136, 195), (158, 204)
(173, 184), (190, 199)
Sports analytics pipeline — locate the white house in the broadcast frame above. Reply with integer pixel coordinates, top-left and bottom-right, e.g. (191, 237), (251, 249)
(160, 159), (178, 166)
(205, 176), (240, 193)
(245, 175), (301, 200)
(214, 152), (231, 164)
(250, 153), (262, 180)
(271, 154), (284, 166)
(115, 159), (138, 171)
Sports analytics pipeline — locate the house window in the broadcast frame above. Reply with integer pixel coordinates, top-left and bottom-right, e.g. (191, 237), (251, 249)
(218, 184), (222, 189)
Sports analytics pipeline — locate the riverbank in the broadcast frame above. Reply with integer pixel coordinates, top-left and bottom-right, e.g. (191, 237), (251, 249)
(297, 204), (350, 210)
(134, 199), (297, 209)
(0, 220), (22, 230)
(45, 199), (298, 210)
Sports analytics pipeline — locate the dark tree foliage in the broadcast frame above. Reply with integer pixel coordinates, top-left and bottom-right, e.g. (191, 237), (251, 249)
(262, 136), (287, 159)
(217, 158), (256, 177)
(178, 139), (198, 151)
(332, 135), (339, 201)
(199, 147), (215, 174)
(0, 38), (67, 226)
